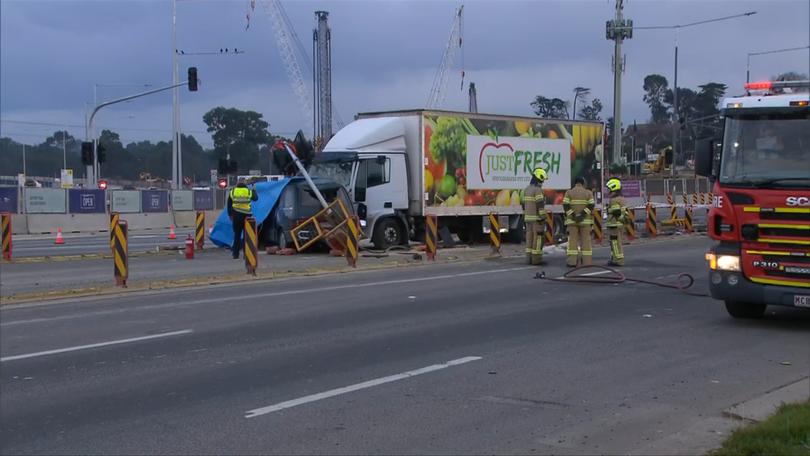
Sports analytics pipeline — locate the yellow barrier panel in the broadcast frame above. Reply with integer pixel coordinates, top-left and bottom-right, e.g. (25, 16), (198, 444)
(1, 213), (11, 261)
(646, 203), (658, 237)
(544, 212), (554, 246)
(195, 211), (205, 250)
(244, 217), (258, 275)
(592, 208), (603, 244)
(113, 220), (128, 287)
(426, 215), (438, 261)
(488, 213), (501, 254)
(109, 212), (119, 251)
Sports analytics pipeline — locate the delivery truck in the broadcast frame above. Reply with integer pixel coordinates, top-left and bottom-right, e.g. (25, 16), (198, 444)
(310, 109), (605, 249)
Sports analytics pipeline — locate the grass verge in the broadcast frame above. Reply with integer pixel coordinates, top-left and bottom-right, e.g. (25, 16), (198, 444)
(713, 401), (810, 456)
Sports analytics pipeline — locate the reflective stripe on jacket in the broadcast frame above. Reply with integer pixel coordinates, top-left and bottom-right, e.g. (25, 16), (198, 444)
(606, 195), (628, 228)
(523, 184), (545, 222)
(563, 184), (595, 225)
(230, 187), (253, 214)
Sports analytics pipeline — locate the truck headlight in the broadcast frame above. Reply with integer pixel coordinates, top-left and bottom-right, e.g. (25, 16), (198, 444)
(705, 253), (740, 271)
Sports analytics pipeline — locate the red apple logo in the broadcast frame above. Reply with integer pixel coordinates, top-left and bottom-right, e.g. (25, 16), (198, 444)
(479, 142), (514, 183)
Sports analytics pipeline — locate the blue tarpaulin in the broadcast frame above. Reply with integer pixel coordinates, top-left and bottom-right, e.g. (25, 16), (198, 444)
(210, 179), (292, 248)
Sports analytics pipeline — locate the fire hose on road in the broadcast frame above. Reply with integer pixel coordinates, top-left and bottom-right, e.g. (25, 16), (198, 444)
(534, 265), (710, 297)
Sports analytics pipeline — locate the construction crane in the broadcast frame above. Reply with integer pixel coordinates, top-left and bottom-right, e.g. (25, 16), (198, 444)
(426, 4), (464, 109)
(252, 1), (344, 144)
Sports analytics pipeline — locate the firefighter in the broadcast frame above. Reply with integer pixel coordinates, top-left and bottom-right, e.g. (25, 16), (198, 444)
(523, 167), (548, 265)
(563, 176), (595, 267)
(605, 177), (627, 266)
(227, 179), (259, 259)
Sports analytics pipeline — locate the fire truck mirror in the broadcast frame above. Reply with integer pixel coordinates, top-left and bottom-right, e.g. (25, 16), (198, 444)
(695, 138), (715, 178)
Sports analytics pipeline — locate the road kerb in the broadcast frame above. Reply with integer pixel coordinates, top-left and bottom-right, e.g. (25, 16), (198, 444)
(723, 377), (810, 423)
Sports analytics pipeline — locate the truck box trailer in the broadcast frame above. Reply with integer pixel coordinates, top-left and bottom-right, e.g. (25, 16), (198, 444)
(311, 109), (605, 249)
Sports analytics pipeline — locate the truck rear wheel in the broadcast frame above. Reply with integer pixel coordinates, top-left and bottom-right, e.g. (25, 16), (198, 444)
(372, 218), (403, 250)
(724, 300), (766, 319)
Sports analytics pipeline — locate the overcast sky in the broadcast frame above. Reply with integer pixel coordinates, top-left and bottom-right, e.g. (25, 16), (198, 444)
(1, 0), (808, 148)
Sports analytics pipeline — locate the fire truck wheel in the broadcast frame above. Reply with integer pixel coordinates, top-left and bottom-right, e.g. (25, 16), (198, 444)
(724, 300), (766, 319)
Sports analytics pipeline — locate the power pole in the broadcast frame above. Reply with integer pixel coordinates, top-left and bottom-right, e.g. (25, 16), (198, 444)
(671, 38), (679, 176)
(171, 0), (182, 189)
(314, 11), (332, 147)
(468, 82), (478, 113)
(606, 0), (632, 166)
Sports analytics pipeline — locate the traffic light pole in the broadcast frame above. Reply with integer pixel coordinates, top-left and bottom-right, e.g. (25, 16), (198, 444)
(85, 80), (194, 187)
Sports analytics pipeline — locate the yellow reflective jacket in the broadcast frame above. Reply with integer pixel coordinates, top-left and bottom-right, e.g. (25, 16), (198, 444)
(229, 187), (254, 214)
(563, 184), (595, 225)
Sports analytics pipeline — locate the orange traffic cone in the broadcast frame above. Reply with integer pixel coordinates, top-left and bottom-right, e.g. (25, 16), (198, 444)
(55, 227), (65, 245)
(168, 225), (177, 240)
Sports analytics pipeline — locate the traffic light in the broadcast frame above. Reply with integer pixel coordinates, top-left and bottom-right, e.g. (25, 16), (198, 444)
(98, 179), (108, 190)
(188, 67), (198, 92)
(217, 178), (228, 189)
(678, 116), (686, 131)
(97, 143), (107, 164)
(81, 141), (94, 165)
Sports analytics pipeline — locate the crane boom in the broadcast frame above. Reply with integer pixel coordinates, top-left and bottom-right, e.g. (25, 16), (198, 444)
(427, 4), (463, 109)
(260, 0), (314, 136)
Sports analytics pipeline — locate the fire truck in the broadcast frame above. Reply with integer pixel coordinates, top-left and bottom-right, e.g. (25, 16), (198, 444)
(695, 80), (809, 318)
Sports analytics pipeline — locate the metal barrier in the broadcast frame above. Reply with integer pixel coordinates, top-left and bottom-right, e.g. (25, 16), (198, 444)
(113, 220), (128, 287)
(488, 213), (501, 254)
(290, 198), (354, 252)
(426, 215), (438, 261)
(592, 208), (603, 244)
(1, 213), (11, 261)
(244, 217), (258, 275)
(195, 211), (205, 250)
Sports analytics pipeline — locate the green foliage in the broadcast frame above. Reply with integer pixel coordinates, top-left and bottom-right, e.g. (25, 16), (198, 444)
(530, 95), (570, 119)
(772, 71), (809, 81)
(578, 98), (603, 121)
(643, 74), (670, 124)
(712, 401), (810, 456)
(203, 106), (273, 174)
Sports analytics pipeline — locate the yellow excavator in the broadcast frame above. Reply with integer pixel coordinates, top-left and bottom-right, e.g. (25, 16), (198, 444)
(643, 146), (672, 174)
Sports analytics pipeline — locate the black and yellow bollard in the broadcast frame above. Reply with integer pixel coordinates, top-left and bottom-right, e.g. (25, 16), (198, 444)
(425, 215), (438, 261)
(1, 213), (11, 261)
(645, 203), (658, 237)
(345, 217), (360, 267)
(624, 208), (637, 241)
(488, 213), (501, 255)
(113, 220), (128, 287)
(692, 193), (698, 206)
(668, 193), (677, 221)
(685, 206), (694, 233)
(109, 212), (119, 252)
(544, 212), (554, 246)
(592, 208), (603, 245)
(195, 211), (205, 250)
(244, 217), (258, 275)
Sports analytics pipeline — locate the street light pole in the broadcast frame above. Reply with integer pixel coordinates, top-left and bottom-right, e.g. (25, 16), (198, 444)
(172, 0), (180, 190)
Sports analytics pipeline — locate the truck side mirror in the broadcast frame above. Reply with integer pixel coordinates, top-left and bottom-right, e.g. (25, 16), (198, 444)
(695, 138), (715, 178)
(357, 203), (367, 220)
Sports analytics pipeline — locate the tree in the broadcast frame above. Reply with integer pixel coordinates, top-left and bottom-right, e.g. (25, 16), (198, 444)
(571, 87), (590, 120)
(203, 107), (273, 174)
(772, 71), (808, 81)
(643, 74), (670, 124)
(578, 98), (603, 121)
(530, 95), (569, 119)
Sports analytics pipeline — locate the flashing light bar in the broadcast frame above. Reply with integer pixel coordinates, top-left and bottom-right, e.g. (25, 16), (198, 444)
(745, 81), (772, 91)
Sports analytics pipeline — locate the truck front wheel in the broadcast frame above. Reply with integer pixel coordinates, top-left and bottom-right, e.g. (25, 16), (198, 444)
(372, 218), (403, 250)
(724, 300), (766, 319)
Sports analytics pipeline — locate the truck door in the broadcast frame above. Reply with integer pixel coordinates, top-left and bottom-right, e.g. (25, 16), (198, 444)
(354, 156), (393, 223)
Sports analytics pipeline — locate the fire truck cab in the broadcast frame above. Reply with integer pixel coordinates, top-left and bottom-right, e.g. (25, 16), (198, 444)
(695, 80), (810, 318)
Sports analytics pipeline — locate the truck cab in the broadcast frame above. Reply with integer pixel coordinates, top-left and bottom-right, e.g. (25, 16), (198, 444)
(696, 80), (810, 318)
(309, 117), (414, 248)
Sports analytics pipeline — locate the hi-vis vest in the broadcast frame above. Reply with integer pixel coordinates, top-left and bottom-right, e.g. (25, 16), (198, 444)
(230, 187), (253, 214)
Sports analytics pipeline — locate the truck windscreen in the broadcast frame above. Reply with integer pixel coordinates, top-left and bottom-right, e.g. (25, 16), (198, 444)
(309, 157), (354, 189)
(719, 112), (810, 187)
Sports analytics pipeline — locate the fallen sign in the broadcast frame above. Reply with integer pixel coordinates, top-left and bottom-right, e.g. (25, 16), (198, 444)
(289, 198), (361, 266)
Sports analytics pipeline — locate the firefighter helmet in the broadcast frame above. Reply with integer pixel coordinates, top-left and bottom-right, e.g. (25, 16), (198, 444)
(606, 178), (622, 192)
(532, 167), (548, 182)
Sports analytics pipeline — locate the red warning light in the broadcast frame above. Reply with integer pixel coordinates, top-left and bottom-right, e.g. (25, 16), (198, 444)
(744, 81), (772, 91)
(217, 178), (228, 189)
(98, 179), (108, 190)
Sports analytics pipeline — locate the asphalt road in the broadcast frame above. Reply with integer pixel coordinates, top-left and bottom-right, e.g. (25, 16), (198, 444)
(1, 237), (808, 455)
(10, 229), (188, 258)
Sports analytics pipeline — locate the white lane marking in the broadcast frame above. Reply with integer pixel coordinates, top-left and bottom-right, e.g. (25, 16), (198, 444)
(0, 329), (193, 362)
(555, 269), (613, 279)
(244, 356), (482, 418)
(2, 267), (534, 327)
